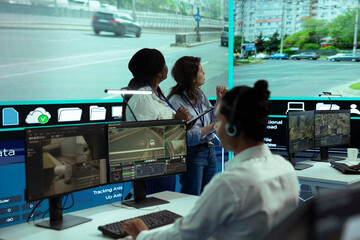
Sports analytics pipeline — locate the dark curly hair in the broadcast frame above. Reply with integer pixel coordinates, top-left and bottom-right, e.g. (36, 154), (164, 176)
(122, 48), (166, 121)
(220, 80), (271, 141)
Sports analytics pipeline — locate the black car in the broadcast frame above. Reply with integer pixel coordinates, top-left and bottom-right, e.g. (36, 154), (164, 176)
(220, 26), (228, 46)
(92, 11), (141, 37)
(291, 52), (319, 60)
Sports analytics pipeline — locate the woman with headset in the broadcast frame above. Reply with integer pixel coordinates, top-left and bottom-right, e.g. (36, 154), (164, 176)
(167, 56), (227, 196)
(121, 80), (300, 240)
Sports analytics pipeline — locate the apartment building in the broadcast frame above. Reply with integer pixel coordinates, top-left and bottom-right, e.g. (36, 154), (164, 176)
(310, 0), (359, 21)
(235, 0), (359, 41)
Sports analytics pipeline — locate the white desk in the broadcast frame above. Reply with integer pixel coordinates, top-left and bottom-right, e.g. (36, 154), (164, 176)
(296, 160), (360, 196)
(0, 191), (199, 240)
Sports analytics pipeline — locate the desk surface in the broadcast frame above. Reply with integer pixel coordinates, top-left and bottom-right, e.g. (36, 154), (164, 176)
(0, 191), (199, 240)
(296, 159), (360, 189)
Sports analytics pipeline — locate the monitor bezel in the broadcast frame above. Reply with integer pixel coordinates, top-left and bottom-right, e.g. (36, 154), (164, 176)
(24, 123), (108, 202)
(286, 110), (315, 155)
(314, 109), (351, 148)
(107, 119), (188, 184)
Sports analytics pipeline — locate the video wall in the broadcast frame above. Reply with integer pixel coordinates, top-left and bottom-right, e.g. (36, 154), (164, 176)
(0, 2), (228, 102)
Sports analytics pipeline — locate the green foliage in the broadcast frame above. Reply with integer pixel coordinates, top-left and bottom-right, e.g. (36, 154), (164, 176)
(328, 10), (358, 46)
(321, 46), (336, 50)
(282, 49), (297, 55)
(303, 43), (321, 50)
(234, 35), (243, 52)
(285, 10), (359, 50)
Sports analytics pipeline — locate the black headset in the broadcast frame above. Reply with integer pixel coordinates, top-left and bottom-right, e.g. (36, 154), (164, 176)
(225, 92), (243, 137)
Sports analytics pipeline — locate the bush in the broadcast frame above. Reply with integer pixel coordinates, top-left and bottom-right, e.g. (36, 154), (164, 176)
(281, 49), (297, 55)
(303, 43), (321, 50)
(322, 46), (336, 50)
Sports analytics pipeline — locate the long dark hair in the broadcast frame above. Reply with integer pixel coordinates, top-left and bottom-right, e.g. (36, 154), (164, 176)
(168, 56), (202, 105)
(220, 80), (271, 141)
(122, 48), (166, 121)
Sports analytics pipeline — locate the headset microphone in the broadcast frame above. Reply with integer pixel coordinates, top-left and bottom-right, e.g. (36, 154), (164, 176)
(225, 93), (242, 137)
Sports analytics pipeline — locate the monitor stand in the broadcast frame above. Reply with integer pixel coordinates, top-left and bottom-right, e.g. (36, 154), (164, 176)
(122, 180), (169, 209)
(36, 196), (91, 230)
(311, 147), (345, 162)
(288, 153), (313, 171)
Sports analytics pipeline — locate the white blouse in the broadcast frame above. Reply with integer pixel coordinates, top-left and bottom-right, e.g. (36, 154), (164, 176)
(125, 86), (175, 121)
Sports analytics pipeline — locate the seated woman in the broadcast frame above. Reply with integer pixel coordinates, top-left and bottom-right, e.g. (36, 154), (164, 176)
(121, 80), (300, 240)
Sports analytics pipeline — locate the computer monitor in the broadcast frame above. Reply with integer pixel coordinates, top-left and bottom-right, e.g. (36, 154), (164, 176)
(313, 110), (351, 162)
(107, 119), (187, 208)
(287, 111), (315, 170)
(25, 124), (107, 230)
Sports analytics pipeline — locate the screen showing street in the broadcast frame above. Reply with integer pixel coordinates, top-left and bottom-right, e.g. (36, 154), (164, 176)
(0, 0), (228, 102)
(234, 0), (360, 98)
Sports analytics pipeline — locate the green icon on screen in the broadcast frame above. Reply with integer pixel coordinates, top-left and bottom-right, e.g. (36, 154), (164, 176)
(38, 114), (49, 124)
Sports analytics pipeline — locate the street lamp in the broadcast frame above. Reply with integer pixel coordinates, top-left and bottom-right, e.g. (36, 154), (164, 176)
(353, 0), (359, 55)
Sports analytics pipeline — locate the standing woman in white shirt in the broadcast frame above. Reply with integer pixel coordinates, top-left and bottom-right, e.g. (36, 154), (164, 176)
(122, 48), (190, 194)
(168, 56), (227, 195)
(121, 80), (300, 240)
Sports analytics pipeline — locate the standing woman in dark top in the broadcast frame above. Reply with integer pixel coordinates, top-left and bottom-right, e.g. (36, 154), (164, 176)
(122, 48), (190, 194)
(168, 56), (227, 195)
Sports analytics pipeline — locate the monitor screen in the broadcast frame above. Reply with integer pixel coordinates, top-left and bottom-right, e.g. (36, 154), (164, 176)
(25, 124), (107, 202)
(107, 119), (187, 184)
(314, 110), (351, 148)
(287, 111), (315, 154)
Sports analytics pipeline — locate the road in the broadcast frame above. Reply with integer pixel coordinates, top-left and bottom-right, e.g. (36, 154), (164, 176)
(0, 28), (228, 101)
(233, 60), (360, 98)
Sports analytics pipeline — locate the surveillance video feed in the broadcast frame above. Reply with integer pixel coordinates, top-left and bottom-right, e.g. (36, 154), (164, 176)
(233, 0), (360, 97)
(26, 124), (107, 201)
(1, 1), (228, 102)
(108, 122), (187, 183)
(288, 111), (314, 154)
(315, 111), (351, 147)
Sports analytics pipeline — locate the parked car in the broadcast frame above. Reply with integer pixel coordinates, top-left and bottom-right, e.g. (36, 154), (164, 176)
(270, 53), (289, 60)
(92, 11), (141, 37)
(327, 53), (360, 62)
(220, 26), (228, 46)
(291, 52), (319, 60)
(252, 53), (270, 59)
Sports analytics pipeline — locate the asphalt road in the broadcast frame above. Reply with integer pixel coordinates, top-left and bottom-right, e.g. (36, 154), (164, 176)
(233, 59), (360, 98)
(0, 28), (228, 102)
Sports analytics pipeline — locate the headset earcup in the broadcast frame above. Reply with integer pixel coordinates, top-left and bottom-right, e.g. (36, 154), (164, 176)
(226, 123), (238, 137)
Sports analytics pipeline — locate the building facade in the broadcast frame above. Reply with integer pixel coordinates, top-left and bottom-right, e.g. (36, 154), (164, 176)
(235, 0), (359, 41)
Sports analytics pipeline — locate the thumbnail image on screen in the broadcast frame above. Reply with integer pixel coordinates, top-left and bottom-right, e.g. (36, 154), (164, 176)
(108, 119), (187, 184)
(25, 124), (107, 202)
(288, 111), (315, 154)
(314, 110), (351, 147)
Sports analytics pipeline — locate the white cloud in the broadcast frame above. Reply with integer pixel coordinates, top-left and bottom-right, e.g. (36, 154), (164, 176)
(25, 107), (51, 124)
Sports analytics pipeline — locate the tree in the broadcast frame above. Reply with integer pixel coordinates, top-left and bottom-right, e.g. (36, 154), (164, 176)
(264, 31), (280, 52)
(328, 10), (359, 49)
(301, 17), (328, 44)
(283, 18), (328, 49)
(234, 35), (244, 53)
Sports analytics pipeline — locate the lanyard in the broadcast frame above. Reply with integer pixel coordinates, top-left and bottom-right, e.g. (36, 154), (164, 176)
(146, 85), (176, 112)
(182, 93), (205, 127)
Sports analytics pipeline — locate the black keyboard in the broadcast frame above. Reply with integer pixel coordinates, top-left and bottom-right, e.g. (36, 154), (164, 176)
(330, 162), (360, 174)
(98, 210), (182, 238)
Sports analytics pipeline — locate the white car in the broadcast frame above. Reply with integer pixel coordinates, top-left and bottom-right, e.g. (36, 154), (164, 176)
(252, 53), (270, 59)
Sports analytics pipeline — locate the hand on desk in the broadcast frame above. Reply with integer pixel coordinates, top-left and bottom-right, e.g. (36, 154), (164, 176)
(121, 218), (149, 239)
(349, 164), (360, 170)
